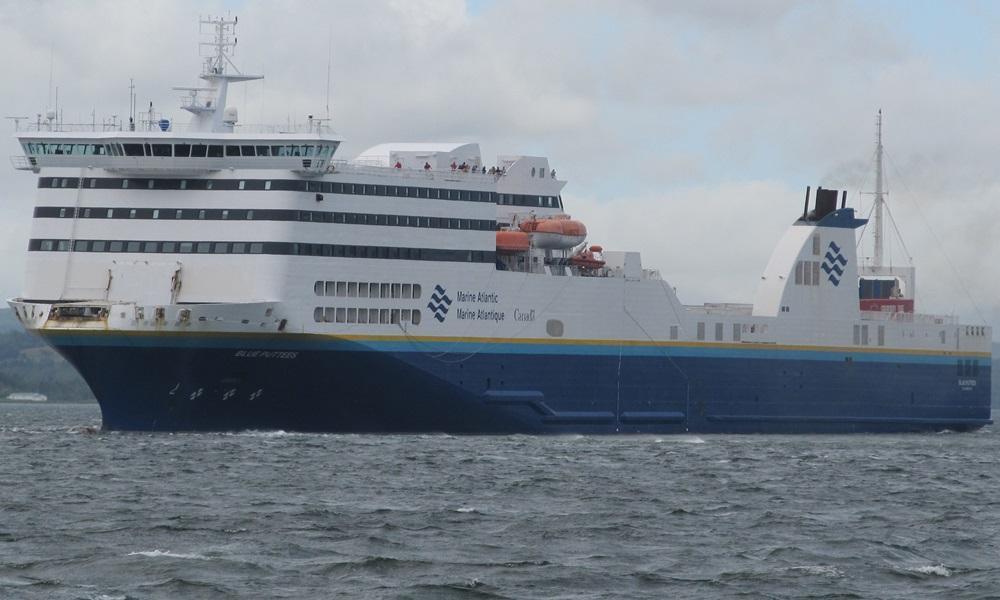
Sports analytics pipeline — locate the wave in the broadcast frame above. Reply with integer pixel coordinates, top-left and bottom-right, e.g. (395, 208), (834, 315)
(788, 565), (844, 578)
(127, 549), (209, 560)
(904, 564), (952, 577)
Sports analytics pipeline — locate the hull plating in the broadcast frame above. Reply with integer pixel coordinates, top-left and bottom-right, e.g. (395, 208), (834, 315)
(44, 331), (991, 434)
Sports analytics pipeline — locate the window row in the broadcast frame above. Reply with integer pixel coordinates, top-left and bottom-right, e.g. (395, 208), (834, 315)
(25, 142), (337, 159)
(964, 326), (987, 337)
(28, 238), (496, 263)
(38, 177), (562, 208)
(695, 321), (769, 341)
(794, 260), (822, 286)
(35, 206), (496, 232)
(853, 324), (886, 346)
(313, 306), (421, 326)
(314, 281), (422, 299)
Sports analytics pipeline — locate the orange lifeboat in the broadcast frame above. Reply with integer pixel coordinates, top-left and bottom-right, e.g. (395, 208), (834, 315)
(570, 246), (605, 270)
(495, 230), (530, 253)
(520, 216), (587, 249)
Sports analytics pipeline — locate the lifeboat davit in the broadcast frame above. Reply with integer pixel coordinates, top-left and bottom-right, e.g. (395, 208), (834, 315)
(570, 245), (606, 270)
(495, 230), (530, 253)
(519, 216), (587, 249)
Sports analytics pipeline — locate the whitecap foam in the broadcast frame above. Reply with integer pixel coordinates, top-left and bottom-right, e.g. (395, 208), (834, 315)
(127, 549), (208, 560)
(789, 565), (843, 577)
(455, 506), (478, 513)
(909, 564), (951, 577)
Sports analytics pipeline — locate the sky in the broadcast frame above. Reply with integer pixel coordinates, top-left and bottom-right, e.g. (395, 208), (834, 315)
(0, 0), (998, 333)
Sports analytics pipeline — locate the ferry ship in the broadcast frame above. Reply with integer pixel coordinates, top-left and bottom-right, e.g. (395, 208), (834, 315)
(7, 19), (991, 433)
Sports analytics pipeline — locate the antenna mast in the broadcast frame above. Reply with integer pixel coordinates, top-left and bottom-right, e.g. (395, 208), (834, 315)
(873, 109), (885, 267)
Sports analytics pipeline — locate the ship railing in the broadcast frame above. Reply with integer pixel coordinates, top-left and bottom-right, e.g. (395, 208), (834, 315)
(330, 160), (502, 184)
(9, 155), (38, 171)
(859, 310), (956, 325)
(685, 303), (754, 316)
(17, 121), (340, 137)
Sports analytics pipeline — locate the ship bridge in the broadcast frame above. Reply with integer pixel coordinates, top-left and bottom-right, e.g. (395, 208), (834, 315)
(11, 16), (340, 176)
(13, 127), (340, 175)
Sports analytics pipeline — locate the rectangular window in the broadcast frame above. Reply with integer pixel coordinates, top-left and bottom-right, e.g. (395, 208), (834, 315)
(670, 325), (678, 340)
(380, 283), (390, 298)
(795, 261), (803, 285)
(347, 308), (357, 323)
(231, 242), (245, 254)
(401, 283), (412, 298)
(250, 243), (263, 254)
(391, 283), (401, 298)
(348, 282), (358, 297)
(336, 281), (347, 297)
(129, 209), (137, 219)
(812, 261), (820, 286)
(196, 242), (211, 254)
(369, 283), (380, 298)
(413, 284), (422, 299)
(214, 242), (228, 254)
(179, 242), (194, 253)
(813, 235), (821, 255)
(358, 308), (368, 324)
(390, 309), (400, 324)
(126, 241), (141, 253)
(802, 261), (812, 285)
(335, 307), (346, 323)
(143, 242), (158, 253)
(73, 240), (88, 252)
(323, 308), (335, 323)
(162, 241), (176, 253)
(358, 282), (369, 298)
(380, 308), (390, 324)
(92, 240), (106, 252)
(697, 322), (705, 341)
(733, 323), (741, 342)
(861, 325), (869, 346)
(715, 322), (723, 341)
(109, 241), (124, 252)
(877, 325), (885, 346)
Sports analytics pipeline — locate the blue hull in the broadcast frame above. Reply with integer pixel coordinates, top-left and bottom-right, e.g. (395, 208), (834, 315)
(44, 332), (991, 434)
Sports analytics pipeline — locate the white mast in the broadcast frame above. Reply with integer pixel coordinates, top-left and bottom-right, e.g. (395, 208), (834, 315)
(175, 16), (262, 133)
(873, 109), (885, 267)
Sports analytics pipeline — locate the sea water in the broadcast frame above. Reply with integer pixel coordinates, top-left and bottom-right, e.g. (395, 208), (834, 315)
(1, 403), (997, 599)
